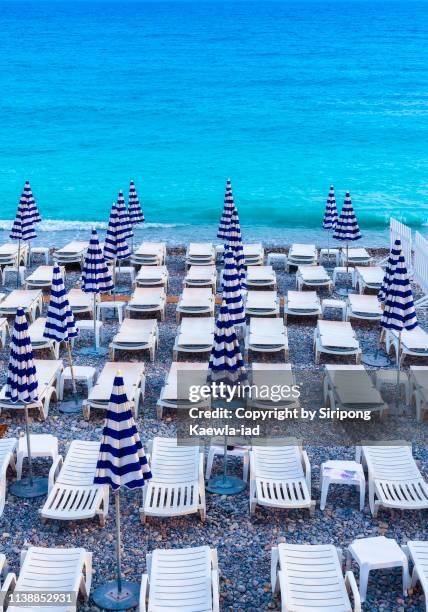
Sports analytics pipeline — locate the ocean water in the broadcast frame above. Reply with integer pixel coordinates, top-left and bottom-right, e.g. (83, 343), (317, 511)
(1, 0), (428, 245)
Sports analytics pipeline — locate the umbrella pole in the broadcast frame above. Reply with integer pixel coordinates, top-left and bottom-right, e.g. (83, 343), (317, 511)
(93, 294), (97, 351)
(346, 241), (349, 278)
(396, 330), (402, 415)
(67, 342), (78, 401)
(327, 232), (330, 260)
(24, 405), (34, 486)
(16, 240), (21, 288)
(223, 435), (228, 483)
(115, 490), (123, 594)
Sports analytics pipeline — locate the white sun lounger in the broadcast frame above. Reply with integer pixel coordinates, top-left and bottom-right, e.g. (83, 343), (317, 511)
(402, 541), (428, 610)
(346, 294), (382, 322)
(249, 443), (315, 516)
(409, 366), (428, 421)
(359, 444), (428, 517)
(185, 242), (215, 267)
(287, 243), (317, 271)
(353, 265), (384, 294)
(0, 317), (8, 348)
(324, 365), (387, 418)
(82, 361), (145, 420)
(243, 243), (264, 266)
(67, 288), (97, 317)
(134, 265), (169, 289)
(24, 265), (65, 290)
(0, 289), (43, 321)
(140, 437), (205, 523)
(296, 265), (332, 291)
(53, 241), (88, 266)
(246, 265), (277, 289)
(249, 363), (299, 409)
(340, 247), (372, 266)
(176, 288), (215, 322)
(39, 440), (109, 525)
(173, 316), (214, 359)
(245, 290), (280, 317)
(0, 359), (63, 420)
(385, 326), (428, 365)
(271, 543), (361, 612)
(1, 546), (92, 612)
(314, 320), (361, 364)
(284, 290), (321, 321)
(127, 287), (166, 321)
(157, 362), (209, 419)
(0, 242), (29, 266)
(139, 546), (219, 612)
(0, 438), (17, 517)
(29, 317), (60, 359)
(184, 265), (217, 291)
(245, 317), (289, 360)
(110, 318), (158, 361)
(132, 242), (166, 266)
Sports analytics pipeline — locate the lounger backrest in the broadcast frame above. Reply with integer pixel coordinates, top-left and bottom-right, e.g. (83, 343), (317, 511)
(252, 446), (304, 480)
(58, 440), (101, 486)
(277, 543), (351, 611)
(150, 438), (200, 483)
(363, 445), (422, 481)
(181, 288), (213, 303)
(250, 317), (285, 337)
(1, 289), (41, 309)
(116, 318), (156, 338)
(407, 541), (428, 589)
(246, 291), (277, 307)
(17, 546), (86, 594)
(0, 438), (17, 467)
(29, 317), (47, 337)
(133, 287), (165, 300)
(137, 265), (167, 278)
(91, 362), (144, 400)
(149, 546), (212, 610)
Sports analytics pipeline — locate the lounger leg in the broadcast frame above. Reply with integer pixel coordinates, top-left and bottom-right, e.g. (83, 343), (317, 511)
(0, 477), (6, 518)
(243, 452), (249, 482)
(270, 546), (280, 593)
(320, 477), (330, 511)
(156, 402), (163, 419)
(358, 564), (370, 602)
(205, 448), (215, 480)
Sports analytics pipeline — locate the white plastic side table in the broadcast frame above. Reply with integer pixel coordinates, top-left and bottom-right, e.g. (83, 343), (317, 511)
(321, 298), (347, 320)
(96, 300), (125, 324)
(16, 434), (58, 480)
(320, 460), (365, 511)
(59, 365), (96, 400)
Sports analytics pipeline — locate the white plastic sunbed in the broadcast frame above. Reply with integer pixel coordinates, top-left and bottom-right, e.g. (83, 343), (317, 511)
(126, 287), (166, 321)
(271, 543), (361, 612)
(24, 265), (65, 290)
(0, 242), (29, 266)
(346, 294), (382, 322)
(245, 317), (289, 360)
(139, 546), (219, 612)
(40, 440), (109, 525)
(185, 242), (215, 267)
(0, 289), (43, 321)
(110, 318), (158, 361)
(157, 362), (209, 418)
(385, 326), (428, 365)
(184, 265), (217, 291)
(82, 361), (145, 420)
(67, 288), (97, 317)
(284, 290), (321, 321)
(243, 243), (264, 266)
(140, 437), (206, 523)
(173, 316), (214, 359)
(249, 363), (299, 410)
(1, 546), (92, 612)
(246, 265), (277, 289)
(353, 265), (384, 294)
(359, 444), (428, 517)
(249, 443), (315, 516)
(132, 242), (166, 266)
(0, 359), (63, 420)
(324, 365), (388, 418)
(340, 247), (372, 266)
(410, 366), (428, 421)
(287, 243), (317, 271)
(402, 541), (428, 610)
(29, 317), (60, 358)
(296, 265), (332, 291)
(53, 241), (88, 266)
(134, 265), (169, 289)
(245, 290), (280, 317)
(176, 288), (215, 322)
(0, 438), (17, 517)
(314, 320), (361, 364)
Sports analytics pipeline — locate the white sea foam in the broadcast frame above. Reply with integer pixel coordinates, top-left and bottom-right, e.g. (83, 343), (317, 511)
(0, 219), (187, 232)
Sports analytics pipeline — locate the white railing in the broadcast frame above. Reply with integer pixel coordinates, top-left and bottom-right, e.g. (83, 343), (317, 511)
(389, 218), (413, 273)
(414, 231), (428, 306)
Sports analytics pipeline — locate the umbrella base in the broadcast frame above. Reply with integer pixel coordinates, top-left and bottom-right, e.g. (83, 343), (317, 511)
(59, 400), (82, 414)
(362, 350), (391, 367)
(9, 477), (48, 498)
(92, 581), (140, 610)
(79, 346), (109, 357)
(206, 475), (246, 495)
(335, 287), (355, 296)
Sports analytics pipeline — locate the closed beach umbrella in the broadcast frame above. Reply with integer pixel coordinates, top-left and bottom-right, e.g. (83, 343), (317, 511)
(333, 191), (361, 293)
(43, 264), (80, 412)
(225, 207), (246, 287)
(103, 202), (131, 286)
(116, 189), (133, 241)
(322, 185), (338, 259)
(217, 179), (235, 240)
(222, 248), (246, 329)
(378, 238), (402, 305)
(25, 181), (41, 224)
(81, 228), (114, 353)
(207, 300), (247, 495)
(10, 186), (37, 287)
(6, 308), (47, 498)
(128, 180), (144, 252)
(92, 372), (152, 610)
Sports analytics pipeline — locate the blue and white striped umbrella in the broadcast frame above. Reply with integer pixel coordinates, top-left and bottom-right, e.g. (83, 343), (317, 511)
(322, 185), (338, 230)
(24, 181), (41, 224)
(10, 188), (37, 242)
(103, 202), (131, 262)
(94, 373), (152, 490)
(378, 238), (401, 304)
(128, 180), (144, 225)
(222, 248), (245, 326)
(208, 300), (247, 384)
(6, 307), (38, 404)
(217, 179), (235, 240)
(81, 229), (114, 294)
(43, 264), (79, 343)
(225, 207), (246, 287)
(333, 192), (361, 242)
(116, 190), (133, 241)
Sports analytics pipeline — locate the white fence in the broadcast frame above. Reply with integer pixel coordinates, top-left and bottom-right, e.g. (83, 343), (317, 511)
(389, 218), (413, 273)
(414, 231), (428, 306)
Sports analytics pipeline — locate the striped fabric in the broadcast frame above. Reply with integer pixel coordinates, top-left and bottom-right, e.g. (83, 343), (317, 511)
(43, 264), (79, 343)
(322, 185), (338, 230)
(225, 207), (246, 287)
(217, 179), (235, 240)
(116, 190), (133, 241)
(379, 240), (418, 332)
(10, 187), (37, 241)
(103, 202), (131, 261)
(25, 181), (41, 224)
(94, 373), (152, 490)
(333, 192), (361, 241)
(128, 180), (144, 225)
(208, 300), (247, 384)
(222, 248), (246, 326)
(5, 307), (38, 403)
(81, 229), (114, 294)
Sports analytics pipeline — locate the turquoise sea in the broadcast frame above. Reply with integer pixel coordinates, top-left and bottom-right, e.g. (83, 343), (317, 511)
(1, 0), (428, 245)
